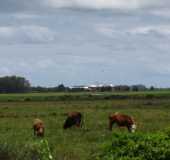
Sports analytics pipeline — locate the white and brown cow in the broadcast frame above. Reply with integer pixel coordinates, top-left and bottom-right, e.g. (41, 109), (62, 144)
(109, 113), (136, 133)
(33, 118), (45, 137)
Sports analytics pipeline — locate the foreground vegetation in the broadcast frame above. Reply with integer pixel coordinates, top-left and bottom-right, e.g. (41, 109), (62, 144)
(0, 92), (170, 159)
(95, 130), (170, 160)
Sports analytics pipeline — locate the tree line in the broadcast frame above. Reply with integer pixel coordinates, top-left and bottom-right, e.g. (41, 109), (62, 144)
(0, 76), (69, 93)
(0, 75), (158, 93)
(0, 76), (30, 93)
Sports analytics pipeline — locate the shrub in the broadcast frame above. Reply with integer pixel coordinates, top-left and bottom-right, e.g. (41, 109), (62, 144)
(35, 139), (53, 160)
(24, 97), (31, 102)
(0, 139), (53, 160)
(0, 143), (14, 160)
(95, 132), (170, 160)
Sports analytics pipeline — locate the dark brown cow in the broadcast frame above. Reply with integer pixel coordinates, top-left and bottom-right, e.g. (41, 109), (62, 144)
(109, 113), (136, 133)
(63, 112), (83, 129)
(33, 118), (45, 137)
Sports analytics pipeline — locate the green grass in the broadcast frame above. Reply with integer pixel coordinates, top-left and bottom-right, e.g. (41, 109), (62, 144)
(0, 90), (170, 102)
(0, 95), (170, 159)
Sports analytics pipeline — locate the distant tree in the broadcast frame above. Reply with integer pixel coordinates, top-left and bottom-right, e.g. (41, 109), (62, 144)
(31, 86), (48, 92)
(131, 85), (147, 91)
(32, 84), (69, 93)
(131, 85), (139, 91)
(57, 84), (66, 92)
(0, 76), (31, 93)
(150, 86), (155, 91)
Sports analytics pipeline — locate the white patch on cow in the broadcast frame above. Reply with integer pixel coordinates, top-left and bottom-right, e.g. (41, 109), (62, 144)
(131, 124), (136, 133)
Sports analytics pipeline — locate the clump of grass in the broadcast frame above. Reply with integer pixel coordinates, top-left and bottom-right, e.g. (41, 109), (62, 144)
(24, 97), (31, 102)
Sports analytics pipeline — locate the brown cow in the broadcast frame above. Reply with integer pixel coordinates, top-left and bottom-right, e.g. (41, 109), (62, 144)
(63, 112), (83, 129)
(109, 113), (136, 133)
(33, 118), (45, 137)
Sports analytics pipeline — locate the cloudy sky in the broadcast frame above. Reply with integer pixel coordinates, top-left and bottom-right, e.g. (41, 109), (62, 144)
(0, 0), (170, 87)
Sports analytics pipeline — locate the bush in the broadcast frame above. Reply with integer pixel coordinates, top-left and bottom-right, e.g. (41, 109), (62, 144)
(0, 139), (53, 160)
(24, 97), (31, 102)
(95, 132), (170, 160)
(30, 139), (53, 160)
(0, 143), (14, 160)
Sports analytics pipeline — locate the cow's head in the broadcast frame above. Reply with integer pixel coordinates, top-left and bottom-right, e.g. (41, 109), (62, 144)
(130, 124), (136, 133)
(63, 118), (71, 129)
(36, 125), (44, 136)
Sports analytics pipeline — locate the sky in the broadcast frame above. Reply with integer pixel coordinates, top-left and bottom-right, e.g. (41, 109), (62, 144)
(0, 0), (170, 87)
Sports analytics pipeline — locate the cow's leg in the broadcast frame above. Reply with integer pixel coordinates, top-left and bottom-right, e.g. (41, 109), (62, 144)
(109, 119), (113, 131)
(127, 126), (131, 132)
(76, 123), (80, 127)
(42, 128), (45, 136)
(33, 127), (36, 136)
(76, 118), (81, 128)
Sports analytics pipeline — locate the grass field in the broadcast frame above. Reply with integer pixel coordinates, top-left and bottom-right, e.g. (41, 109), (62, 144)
(0, 92), (170, 159)
(1, 90), (170, 102)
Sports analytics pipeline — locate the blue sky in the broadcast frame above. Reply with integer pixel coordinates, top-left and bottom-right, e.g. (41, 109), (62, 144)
(0, 0), (170, 87)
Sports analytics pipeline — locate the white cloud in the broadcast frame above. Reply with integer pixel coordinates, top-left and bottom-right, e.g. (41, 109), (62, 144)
(130, 25), (170, 35)
(36, 59), (56, 69)
(45, 0), (164, 10)
(0, 25), (56, 44)
(96, 23), (170, 38)
(0, 27), (14, 38)
(0, 57), (58, 77)
(0, 0), (168, 13)
(12, 13), (40, 19)
(96, 25), (117, 37)
(151, 9), (170, 18)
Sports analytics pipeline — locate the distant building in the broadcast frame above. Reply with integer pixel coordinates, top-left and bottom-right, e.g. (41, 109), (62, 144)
(70, 85), (91, 91)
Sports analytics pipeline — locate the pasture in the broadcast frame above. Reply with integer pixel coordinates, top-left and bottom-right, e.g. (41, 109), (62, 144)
(0, 91), (170, 159)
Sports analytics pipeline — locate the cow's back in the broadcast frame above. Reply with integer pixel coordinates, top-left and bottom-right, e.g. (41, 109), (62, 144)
(63, 112), (82, 129)
(110, 114), (134, 126)
(68, 112), (81, 118)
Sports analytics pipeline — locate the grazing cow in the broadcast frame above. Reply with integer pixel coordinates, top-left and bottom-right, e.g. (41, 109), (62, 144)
(109, 113), (136, 133)
(33, 118), (45, 137)
(63, 112), (83, 129)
